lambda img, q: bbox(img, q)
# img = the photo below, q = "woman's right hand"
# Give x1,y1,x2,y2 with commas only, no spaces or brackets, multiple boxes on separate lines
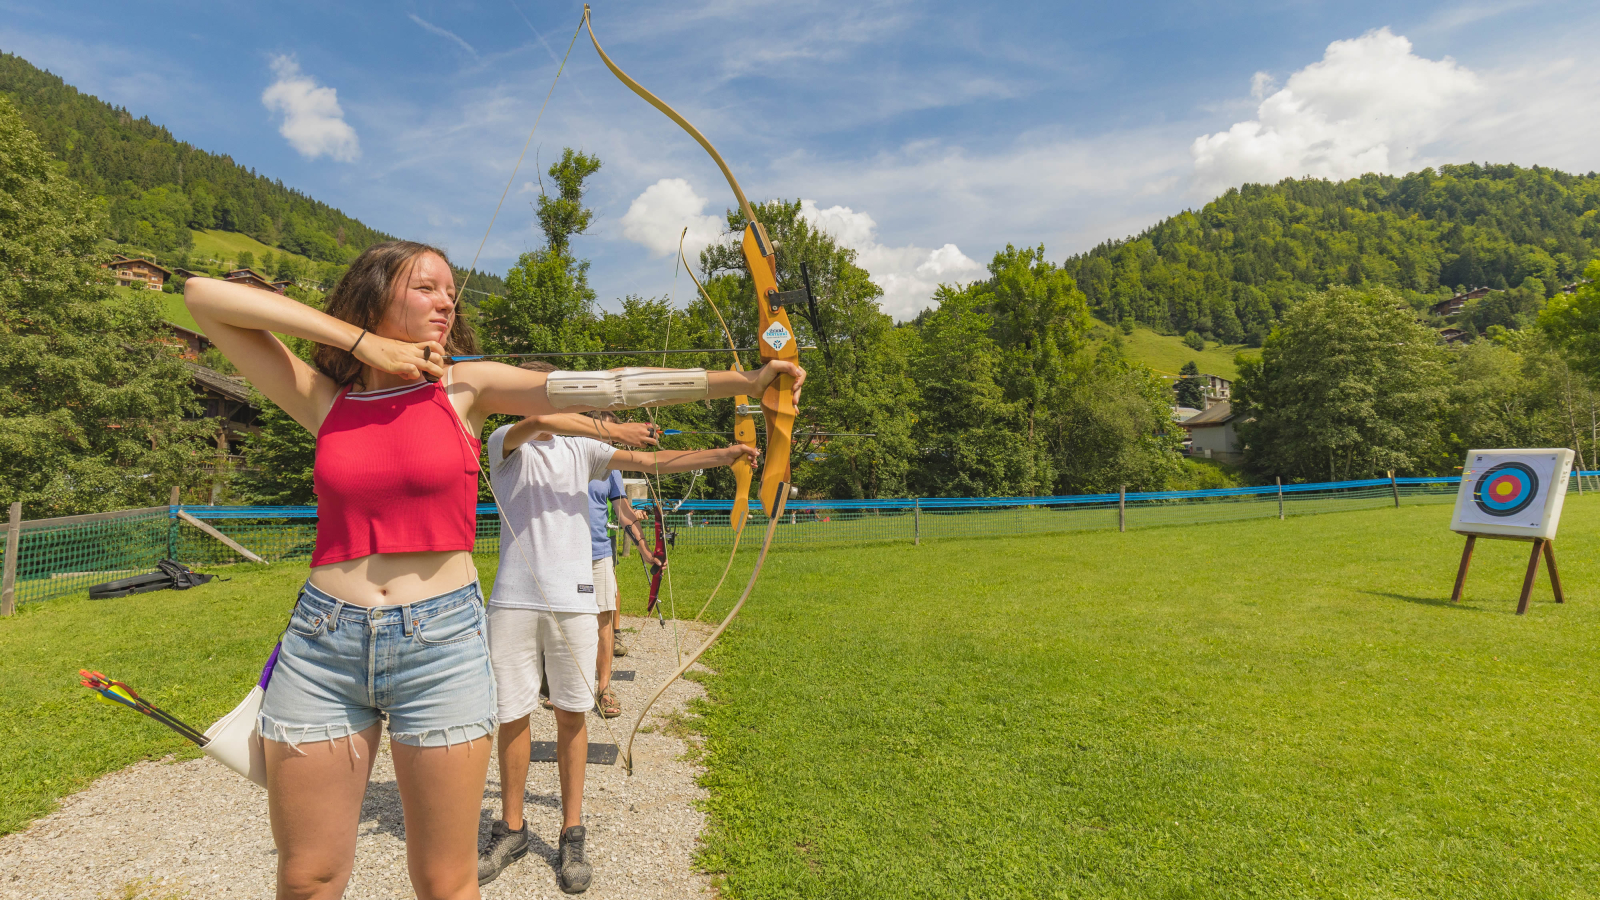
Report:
352,334,447,382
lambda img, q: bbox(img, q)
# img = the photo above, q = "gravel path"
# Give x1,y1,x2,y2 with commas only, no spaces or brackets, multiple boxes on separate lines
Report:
0,615,716,900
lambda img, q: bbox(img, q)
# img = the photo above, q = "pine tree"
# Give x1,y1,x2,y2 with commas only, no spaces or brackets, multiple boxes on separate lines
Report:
0,97,215,514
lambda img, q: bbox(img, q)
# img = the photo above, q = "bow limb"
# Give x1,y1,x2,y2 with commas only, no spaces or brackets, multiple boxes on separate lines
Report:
585,7,755,227
623,484,790,775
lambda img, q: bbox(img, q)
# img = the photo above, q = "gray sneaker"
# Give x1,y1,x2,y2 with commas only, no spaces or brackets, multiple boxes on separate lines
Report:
557,825,592,894
478,819,529,886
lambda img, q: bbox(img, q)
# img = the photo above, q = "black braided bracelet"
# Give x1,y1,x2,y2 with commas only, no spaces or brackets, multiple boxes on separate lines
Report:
349,329,367,354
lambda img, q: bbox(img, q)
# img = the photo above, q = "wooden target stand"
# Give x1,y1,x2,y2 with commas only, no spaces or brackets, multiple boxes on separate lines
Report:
1450,532,1564,615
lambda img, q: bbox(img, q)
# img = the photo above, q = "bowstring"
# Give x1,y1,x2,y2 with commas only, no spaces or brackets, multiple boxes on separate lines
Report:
455,14,584,301
680,234,751,624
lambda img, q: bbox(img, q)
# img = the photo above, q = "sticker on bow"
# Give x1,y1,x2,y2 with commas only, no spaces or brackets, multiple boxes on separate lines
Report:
762,322,792,352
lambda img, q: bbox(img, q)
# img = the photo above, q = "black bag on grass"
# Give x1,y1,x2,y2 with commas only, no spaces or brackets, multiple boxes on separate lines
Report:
89,560,216,599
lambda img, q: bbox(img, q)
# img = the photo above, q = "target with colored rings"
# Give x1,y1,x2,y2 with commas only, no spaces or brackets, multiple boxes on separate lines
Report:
1472,462,1539,517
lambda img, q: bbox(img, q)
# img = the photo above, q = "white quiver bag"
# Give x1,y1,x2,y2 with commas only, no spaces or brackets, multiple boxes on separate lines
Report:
201,643,278,788
203,686,267,787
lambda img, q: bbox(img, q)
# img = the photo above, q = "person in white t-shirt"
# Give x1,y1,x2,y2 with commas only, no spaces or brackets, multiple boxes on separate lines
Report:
478,410,757,892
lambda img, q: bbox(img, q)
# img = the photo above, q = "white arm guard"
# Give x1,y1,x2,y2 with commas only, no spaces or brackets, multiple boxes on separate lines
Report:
546,367,709,410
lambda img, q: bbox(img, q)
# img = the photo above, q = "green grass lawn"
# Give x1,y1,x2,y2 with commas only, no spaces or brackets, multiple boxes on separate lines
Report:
0,551,673,835
1092,322,1258,379
688,497,1600,898
6,502,1600,899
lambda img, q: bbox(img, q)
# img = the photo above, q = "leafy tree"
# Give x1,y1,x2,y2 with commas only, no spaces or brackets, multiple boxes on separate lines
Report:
1233,285,1450,482
232,394,317,505
0,97,215,515
536,149,601,257
479,149,602,356
908,285,1053,496
1182,330,1205,351
700,200,919,499
1540,260,1600,382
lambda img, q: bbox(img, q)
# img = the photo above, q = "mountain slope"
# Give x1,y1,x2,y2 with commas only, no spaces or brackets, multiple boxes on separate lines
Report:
1062,165,1600,343
0,51,504,294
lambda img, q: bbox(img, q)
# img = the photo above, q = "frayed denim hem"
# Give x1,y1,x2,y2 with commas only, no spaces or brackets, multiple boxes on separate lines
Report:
389,714,497,749
258,712,380,759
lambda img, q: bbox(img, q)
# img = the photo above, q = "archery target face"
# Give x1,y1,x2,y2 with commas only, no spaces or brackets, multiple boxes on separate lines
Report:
1474,463,1538,517
1450,449,1573,538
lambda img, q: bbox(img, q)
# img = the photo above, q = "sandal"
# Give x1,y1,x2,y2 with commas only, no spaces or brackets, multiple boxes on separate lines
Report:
613,637,628,658
539,696,554,711
597,688,621,718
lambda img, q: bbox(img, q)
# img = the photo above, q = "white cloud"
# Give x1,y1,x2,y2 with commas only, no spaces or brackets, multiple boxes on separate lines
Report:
798,199,984,319
1190,28,1480,193
619,178,728,263
261,55,360,163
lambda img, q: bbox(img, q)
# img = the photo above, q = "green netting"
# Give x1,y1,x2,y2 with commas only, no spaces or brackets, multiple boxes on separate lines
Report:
642,481,1466,549
8,507,169,606
4,476,1595,607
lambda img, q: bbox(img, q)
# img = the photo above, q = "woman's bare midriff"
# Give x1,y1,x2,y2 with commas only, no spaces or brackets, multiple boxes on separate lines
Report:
307,549,480,607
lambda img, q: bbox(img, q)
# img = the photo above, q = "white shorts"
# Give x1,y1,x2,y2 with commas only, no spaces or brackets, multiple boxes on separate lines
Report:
592,557,618,613
485,607,599,717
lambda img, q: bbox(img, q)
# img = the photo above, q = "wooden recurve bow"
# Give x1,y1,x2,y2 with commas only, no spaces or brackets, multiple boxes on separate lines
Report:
586,6,798,774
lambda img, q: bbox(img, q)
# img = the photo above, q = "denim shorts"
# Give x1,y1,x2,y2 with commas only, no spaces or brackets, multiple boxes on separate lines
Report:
259,581,497,749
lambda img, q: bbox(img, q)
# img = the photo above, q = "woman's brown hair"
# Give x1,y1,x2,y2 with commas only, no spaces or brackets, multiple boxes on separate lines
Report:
313,240,480,387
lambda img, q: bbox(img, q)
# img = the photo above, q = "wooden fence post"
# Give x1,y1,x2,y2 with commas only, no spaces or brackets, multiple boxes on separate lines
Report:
1118,486,1126,533
913,498,921,546
2,502,20,616
1389,470,1400,508
168,486,181,561
1277,477,1284,520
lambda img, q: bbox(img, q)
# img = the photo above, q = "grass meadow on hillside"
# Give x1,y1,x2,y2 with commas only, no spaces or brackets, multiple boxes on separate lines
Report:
1091,321,1257,379
187,229,316,275
3,500,1598,899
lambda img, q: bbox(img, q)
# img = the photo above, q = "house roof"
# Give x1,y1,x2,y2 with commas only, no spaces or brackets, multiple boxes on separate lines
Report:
180,359,252,404
1182,400,1236,428
166,322,206,340
103,257,173,277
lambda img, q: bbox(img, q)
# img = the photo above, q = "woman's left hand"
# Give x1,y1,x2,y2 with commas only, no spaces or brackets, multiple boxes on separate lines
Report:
752,360,806,406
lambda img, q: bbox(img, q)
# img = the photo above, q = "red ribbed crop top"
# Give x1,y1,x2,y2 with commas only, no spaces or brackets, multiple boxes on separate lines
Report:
311,380,481,567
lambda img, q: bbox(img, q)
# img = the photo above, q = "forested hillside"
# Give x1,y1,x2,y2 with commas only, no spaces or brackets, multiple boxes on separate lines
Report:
1064,166,1600,343
0,52,503,293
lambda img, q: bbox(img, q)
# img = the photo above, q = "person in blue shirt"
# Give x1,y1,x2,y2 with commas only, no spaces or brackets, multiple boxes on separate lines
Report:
587,412,661,718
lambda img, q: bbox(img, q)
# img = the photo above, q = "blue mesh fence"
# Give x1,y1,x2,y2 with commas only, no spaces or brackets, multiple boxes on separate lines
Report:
6,472,1598,606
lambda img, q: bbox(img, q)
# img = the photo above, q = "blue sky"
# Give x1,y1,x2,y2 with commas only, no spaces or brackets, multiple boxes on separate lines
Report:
5,1,1600,318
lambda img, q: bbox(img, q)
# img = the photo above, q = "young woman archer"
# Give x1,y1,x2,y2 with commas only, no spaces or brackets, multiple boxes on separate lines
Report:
184,240,803,900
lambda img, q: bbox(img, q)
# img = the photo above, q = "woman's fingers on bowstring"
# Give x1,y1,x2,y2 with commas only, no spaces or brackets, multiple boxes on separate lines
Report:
358,335,445,380
615,422,659,447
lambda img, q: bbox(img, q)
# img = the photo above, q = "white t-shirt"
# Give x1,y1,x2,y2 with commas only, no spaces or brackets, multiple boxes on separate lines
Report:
488,427,616,613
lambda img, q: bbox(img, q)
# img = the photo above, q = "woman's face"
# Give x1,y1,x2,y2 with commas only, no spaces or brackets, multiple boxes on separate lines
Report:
377,251,457,344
